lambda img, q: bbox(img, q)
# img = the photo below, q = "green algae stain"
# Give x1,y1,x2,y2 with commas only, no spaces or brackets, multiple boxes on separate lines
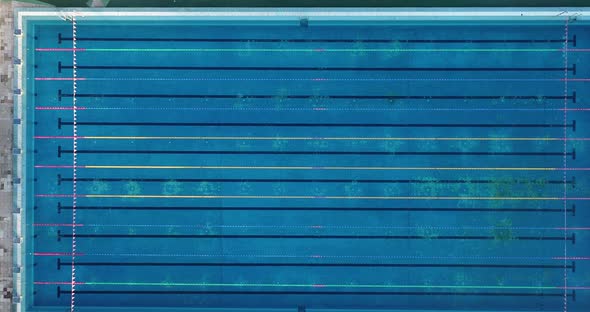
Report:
87,180,111,194
123,181,142,195
492,218,514,242
162,180,183,195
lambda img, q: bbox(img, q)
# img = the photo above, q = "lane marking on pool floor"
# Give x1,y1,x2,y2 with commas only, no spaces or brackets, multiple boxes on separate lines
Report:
31,135,590,141
31,165,590,171
30,252,590,261
54,34,575,44
31,223,590,231
32,194,590,201
30,281,590,291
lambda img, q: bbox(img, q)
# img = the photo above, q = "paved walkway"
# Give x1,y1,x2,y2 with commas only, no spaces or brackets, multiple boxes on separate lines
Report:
1,1,49,310
0,1,16,308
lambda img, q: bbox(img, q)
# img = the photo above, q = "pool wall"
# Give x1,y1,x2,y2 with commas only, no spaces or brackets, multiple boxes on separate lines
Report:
13,7,590,312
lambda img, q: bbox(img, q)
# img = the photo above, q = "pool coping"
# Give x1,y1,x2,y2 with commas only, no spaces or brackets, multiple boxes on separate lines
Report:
12,7,590,312
13,7,590,27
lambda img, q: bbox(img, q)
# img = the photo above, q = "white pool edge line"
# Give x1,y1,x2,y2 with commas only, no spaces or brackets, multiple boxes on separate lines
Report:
14,8,590,30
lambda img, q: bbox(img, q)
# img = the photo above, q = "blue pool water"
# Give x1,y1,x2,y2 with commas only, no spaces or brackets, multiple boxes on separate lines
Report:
21,14,590,311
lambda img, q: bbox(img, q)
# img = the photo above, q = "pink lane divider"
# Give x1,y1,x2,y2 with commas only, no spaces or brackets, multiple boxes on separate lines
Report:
34,223,84,227
35,77,87,81
30,165,590,171
34,252,84,256
35,136,82,139
35,165,85,169
34,136,89,140
35,48,86,52
34,281,85,285
35,194,75,198
36,107,86,110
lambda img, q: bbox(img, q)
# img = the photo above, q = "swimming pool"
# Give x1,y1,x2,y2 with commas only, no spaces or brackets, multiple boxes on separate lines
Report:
12,8,590,312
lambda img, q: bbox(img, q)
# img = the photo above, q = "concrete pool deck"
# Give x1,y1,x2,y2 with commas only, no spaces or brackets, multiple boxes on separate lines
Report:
1,1,49,310
1,1,16,309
